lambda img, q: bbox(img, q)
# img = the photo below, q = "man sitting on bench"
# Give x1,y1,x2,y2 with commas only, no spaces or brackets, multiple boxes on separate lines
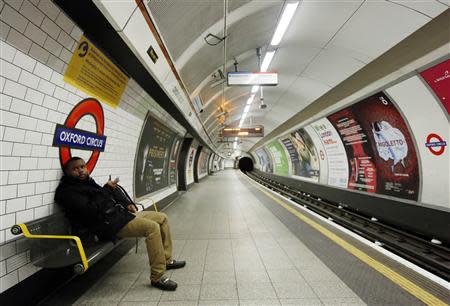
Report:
55,157,185,291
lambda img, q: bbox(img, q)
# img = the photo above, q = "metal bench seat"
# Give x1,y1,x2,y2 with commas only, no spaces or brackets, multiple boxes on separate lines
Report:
11,213,120,274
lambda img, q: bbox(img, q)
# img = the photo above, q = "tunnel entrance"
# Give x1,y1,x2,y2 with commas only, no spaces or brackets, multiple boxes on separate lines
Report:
238,157,253,172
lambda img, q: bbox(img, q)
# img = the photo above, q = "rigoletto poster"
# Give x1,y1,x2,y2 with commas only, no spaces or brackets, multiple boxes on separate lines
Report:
327,92,419,200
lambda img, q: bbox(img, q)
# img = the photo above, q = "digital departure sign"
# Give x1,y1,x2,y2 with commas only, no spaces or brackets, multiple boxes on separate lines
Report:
220,126,264,137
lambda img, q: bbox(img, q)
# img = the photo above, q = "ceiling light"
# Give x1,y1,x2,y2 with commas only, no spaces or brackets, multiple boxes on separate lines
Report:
238,131,249,136
261,51,275,72
243,105,250,113
246,94,255,105
235,137,238,141
233,142,237,149
251,85,259,93
271,2,299,46
241,113,247,120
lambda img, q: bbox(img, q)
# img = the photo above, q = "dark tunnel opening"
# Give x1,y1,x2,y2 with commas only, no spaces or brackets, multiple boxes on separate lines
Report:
238,157,254,172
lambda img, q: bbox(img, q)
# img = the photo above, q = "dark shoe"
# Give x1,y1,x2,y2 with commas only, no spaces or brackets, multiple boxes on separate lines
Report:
166,259,186,270
151,275,177,291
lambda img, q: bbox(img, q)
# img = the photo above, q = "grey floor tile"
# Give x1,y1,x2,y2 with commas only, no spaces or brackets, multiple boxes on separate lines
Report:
267,269,304,283
308,281,357,299
120,284,162,302
239,299,281,305
320,297,367,305
298,267,341,282
205,259,235,271
158,301,198,306
235,270,270,283
160,284,200,301
237,282,277,300
200,283,238,300
203,271,236,284
279,298,323,305
198,300,239,306
170,270,203,284
119,302,158,306
76,302,119,306
273,282,318,299
75,283,131,304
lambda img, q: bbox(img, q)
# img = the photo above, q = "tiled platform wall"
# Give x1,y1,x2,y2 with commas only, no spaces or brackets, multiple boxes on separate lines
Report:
0,0,186,292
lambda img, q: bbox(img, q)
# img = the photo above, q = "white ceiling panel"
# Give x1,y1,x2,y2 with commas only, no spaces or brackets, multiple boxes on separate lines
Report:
330,1,434,59
390,0,449,18
301,48,366,87
282,0,364,47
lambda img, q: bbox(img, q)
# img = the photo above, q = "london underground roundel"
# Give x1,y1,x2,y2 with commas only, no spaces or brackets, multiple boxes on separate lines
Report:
54,98,107,173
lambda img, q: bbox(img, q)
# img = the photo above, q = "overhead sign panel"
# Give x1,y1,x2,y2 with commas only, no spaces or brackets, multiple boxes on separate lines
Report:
221,126,264,137
227,72,278,86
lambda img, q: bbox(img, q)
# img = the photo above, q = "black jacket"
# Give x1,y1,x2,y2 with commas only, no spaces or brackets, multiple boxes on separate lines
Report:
55,176,135,241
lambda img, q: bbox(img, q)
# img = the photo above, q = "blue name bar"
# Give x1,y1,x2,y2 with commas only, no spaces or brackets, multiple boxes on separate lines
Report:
53,124,107,152
425,141,447,147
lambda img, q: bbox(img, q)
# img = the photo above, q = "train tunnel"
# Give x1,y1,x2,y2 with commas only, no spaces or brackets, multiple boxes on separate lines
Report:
1,0,449,305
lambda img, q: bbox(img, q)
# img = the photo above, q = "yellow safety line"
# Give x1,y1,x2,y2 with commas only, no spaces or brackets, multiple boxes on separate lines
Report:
17,223,89,273
246,177,449,306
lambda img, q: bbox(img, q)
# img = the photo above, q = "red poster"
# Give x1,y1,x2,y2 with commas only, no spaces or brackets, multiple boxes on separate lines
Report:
327,93,419,200
420,59,450,115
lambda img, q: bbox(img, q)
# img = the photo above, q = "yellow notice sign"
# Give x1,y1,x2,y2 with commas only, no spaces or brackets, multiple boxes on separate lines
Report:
64,35,128,108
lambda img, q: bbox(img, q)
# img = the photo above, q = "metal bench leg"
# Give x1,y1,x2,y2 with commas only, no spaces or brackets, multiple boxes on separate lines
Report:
135,237,138,254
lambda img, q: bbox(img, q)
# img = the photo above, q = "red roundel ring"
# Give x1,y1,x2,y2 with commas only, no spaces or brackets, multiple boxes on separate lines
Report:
426,133,445,156
60,98,104,173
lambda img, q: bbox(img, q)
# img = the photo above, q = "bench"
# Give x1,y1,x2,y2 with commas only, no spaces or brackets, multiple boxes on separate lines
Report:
11,186,150,275
11,213,119,274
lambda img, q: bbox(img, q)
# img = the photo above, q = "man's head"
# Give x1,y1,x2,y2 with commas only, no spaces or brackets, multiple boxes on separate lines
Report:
64,157,89,180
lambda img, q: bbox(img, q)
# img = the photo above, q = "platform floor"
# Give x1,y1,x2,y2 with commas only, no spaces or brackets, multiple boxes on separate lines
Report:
70,170,449,306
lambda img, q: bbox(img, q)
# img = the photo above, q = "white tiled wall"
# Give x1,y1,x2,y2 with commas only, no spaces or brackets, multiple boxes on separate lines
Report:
0,0,186,293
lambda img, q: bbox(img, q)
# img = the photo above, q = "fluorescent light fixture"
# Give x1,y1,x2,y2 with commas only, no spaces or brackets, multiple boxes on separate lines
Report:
233,142,237,149
235,137,238,141
241,112,247,121
261,51,275,72
246,94,255,105
243,105,250,113
251,85,259,93
238,131,249,136
271,2,299,46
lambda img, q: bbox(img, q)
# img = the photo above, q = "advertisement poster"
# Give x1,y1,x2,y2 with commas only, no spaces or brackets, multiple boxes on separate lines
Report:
198,150,209,175
266,141,289,176
311,118,349,188
134,112,176,198
186,147,196,184
255,148,273,173
289,128,320,181
327,92,419,200
420,58,450,115
168,137,181,185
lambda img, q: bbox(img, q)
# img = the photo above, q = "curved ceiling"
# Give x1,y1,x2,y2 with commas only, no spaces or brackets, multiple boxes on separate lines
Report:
147,0,449,155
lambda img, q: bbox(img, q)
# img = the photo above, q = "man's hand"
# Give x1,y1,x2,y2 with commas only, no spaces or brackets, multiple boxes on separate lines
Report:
127,204,137,213
106,177,119,189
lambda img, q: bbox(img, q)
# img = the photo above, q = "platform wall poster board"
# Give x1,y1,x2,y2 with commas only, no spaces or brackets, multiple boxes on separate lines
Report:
255,147,273,173
266,140,289,176
310,118,349,188
420,58,450,116
327,92,419,200
288,128,320,182
134,112,177,198
168,137,182,185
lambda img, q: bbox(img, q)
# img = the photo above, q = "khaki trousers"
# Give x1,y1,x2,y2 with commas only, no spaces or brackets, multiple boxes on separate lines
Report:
116,211,173,281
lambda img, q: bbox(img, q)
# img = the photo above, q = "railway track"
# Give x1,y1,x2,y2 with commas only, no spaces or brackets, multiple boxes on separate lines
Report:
247,171,450,281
